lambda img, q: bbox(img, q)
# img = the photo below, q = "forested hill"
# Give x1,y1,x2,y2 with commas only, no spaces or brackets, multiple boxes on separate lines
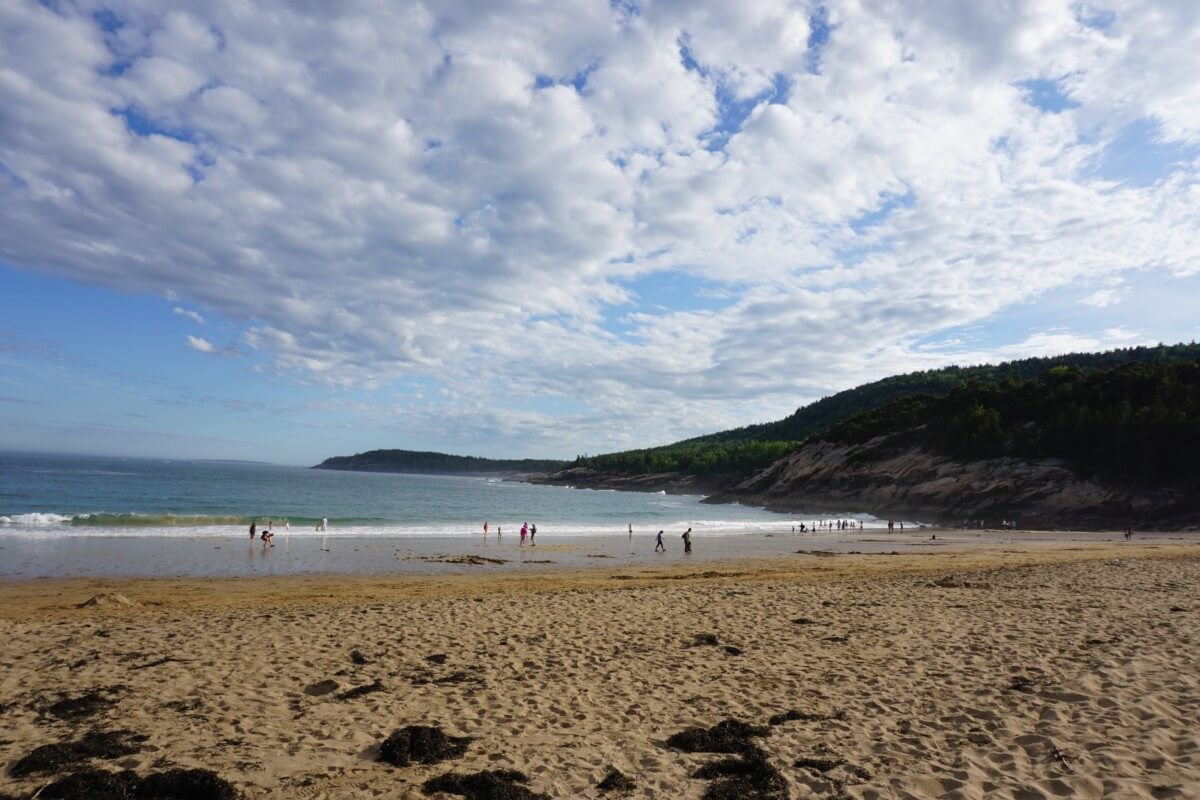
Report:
705,359,1200,525
566,342,1200,479
314,449,568,475
820,360,1200,486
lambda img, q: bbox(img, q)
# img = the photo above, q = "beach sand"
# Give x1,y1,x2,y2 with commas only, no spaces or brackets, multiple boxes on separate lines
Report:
1,538,1197,798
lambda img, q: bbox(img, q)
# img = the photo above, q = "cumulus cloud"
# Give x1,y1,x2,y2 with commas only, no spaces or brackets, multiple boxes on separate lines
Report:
185,335,215,353
3,0,1200,453
173,306,205,323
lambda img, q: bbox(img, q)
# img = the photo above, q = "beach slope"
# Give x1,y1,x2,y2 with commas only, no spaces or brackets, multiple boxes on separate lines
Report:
1,543,1197,799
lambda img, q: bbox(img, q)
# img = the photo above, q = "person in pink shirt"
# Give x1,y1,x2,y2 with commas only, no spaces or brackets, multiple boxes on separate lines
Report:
520,522,528,546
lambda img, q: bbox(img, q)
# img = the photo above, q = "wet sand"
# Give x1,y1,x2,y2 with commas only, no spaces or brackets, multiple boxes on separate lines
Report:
3,527,1195,580
1,537,1198,798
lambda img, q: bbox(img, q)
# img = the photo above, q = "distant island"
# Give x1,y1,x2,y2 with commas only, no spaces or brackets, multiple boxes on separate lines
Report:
314,449,568,475
531,343,1200,528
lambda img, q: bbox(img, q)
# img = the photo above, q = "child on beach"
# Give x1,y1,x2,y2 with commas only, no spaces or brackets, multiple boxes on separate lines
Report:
655,530,665,552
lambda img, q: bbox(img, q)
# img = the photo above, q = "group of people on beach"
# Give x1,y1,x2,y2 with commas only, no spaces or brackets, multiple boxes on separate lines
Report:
249,518,287,543
250,516,327,545
788,520,860,533
482,520,537,545
653,527,692,553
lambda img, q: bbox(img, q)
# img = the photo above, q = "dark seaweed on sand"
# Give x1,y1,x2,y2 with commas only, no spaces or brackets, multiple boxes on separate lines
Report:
45,689,116,720
597,767,635,793
139,767,241,799
666,719,770,753
34,766,239,800
36,767,141,800
379,726,473,767
421,768,548,800
335,680,384,701
693,748,788,800
10,730,147,778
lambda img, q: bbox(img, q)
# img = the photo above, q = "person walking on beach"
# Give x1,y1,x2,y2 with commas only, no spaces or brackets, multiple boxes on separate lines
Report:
520,522,528,546
530,522,537,546
483,521,489,536
682,527,692,554
250,521,257,540
655,529,666,552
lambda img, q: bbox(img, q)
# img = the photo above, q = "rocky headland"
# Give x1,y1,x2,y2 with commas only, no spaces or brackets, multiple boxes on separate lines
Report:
701,437,1196,528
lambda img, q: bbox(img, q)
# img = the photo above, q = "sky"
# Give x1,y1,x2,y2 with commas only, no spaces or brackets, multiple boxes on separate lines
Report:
2,0,1200,465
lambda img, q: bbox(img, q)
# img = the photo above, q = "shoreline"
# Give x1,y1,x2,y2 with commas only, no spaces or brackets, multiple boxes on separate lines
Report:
2,527,1193,582
2,536,1196,618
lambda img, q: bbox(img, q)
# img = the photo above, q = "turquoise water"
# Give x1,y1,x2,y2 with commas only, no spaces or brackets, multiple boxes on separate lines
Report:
0,451,854,538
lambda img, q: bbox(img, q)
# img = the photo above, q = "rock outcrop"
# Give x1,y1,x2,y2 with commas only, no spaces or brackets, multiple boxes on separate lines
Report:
704,438,1192,527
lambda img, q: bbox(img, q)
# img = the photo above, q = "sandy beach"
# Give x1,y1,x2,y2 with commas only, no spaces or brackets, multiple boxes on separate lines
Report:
1,538,1198,799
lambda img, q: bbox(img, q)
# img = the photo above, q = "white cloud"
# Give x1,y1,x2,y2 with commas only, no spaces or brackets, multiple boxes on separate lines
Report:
185,335,215,353
3,0,1200,453
173,306,205,324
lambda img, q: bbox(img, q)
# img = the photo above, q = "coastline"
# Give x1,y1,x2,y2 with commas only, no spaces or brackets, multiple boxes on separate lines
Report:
2,539,1197,799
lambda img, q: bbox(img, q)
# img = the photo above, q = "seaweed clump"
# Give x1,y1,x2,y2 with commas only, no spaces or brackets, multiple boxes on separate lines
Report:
336,680,384,701
422,768,548,800
379,725,473,767
46,689,117,721
34,766,239,800
694,748,788,800
36,767,141,799
597,767,636,793
10,730,147,778
139,767,241,799
666,719,770,753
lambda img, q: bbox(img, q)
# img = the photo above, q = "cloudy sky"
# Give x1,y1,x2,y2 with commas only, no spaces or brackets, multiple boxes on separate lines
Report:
2,0,1200,464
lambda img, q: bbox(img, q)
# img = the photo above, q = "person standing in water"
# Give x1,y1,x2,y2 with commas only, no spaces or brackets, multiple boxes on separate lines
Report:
628,523,633,539
483,521,489,536
682,527,692,554
321,515,328,532
529,522,537,546
250,521,256,540
655,529,666,552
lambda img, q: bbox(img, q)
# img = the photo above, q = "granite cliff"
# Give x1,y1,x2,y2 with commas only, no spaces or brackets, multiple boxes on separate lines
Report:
702,437,1194,528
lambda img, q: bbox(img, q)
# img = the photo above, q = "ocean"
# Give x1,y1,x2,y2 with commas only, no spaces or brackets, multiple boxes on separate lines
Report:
0,451,899,579
0,451,886,537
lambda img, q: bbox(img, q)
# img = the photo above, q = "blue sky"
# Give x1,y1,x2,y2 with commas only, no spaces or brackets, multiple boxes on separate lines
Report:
3,1,1200,464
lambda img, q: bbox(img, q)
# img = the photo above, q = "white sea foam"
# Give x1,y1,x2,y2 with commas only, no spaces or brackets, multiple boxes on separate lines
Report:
0,512,74,524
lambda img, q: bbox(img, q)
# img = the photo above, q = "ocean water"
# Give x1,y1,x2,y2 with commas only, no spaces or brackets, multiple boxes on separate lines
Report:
0,451,886,539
